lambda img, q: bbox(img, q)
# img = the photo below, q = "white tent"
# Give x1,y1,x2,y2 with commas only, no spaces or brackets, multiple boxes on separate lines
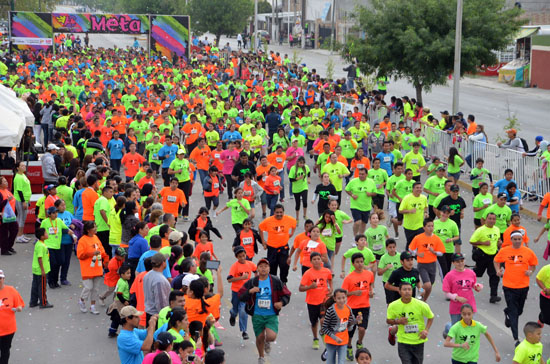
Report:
0,104,26,147
0,84,34,127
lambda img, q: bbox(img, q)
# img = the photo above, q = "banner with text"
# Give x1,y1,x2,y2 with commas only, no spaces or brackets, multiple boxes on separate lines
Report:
52,13,150,34
150,15,190,60
9,12,53,51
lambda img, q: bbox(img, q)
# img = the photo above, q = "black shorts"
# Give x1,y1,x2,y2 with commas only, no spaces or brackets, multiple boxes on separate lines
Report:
474,218,481,227
151,163,160,172
336,236,343,244
352,307,370,329
374,253,383,261
307,303,325,326
372,194,385,210
351,208,370,223
396,202,404,222
418,262,436,284
383,281,394,305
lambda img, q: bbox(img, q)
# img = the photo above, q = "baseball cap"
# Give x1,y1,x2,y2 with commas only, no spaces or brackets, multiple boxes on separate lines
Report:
47,143,60,151
436,165,446,171
176,149,185,155
400,251,413,260
257,258,270,266
497,192,507,199
234,245,246,257
452,253,465,262
156,331,175,346
150,252,167,266
181,274,200,287
457,112,464,116
120,306,143,318
506,128,517,134
440,110,449,115
344,131,352,136
169,230,184,243
536,136,544,142
45,184,56,191
439,205,451,213
450,185,460,192
115,247,127,257
47,206,58,215
0,270,4,278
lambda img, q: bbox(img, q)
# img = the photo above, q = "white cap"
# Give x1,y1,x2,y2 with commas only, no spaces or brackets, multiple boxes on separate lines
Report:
47,144,60,151
0,270,5,278
181,274,200,287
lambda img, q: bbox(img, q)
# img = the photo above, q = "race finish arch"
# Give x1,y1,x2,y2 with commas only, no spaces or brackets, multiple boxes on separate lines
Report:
9,11,190,60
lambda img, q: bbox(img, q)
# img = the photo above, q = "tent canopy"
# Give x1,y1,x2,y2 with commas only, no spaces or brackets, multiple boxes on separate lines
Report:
0,84,34,127
0,104,26,147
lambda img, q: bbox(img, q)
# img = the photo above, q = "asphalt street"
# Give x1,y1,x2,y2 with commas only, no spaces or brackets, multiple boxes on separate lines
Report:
2,161,550,364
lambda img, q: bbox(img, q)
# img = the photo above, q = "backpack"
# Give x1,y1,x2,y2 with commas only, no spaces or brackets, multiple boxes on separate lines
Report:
520,138,529,152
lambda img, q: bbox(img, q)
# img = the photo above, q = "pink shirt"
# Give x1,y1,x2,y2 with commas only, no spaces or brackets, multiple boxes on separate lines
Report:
142,350,182,364
220,149,239,175
442,269,477,314
286,146,304,169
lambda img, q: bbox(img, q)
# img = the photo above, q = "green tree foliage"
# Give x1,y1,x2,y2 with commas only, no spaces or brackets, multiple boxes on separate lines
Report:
344,0,525,102
188,0,253,46
257,0,272,13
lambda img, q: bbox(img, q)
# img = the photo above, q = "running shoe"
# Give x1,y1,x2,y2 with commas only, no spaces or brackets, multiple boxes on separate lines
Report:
258,357,266,364
79,300,87,313
346,346,353,361
388,327,396,346
242,332,249,340
321,348,327,361
90,305,100,315
229,315,236,326
98,297,106,307
264,341,271,354
312,338,320,350
356,341,363,350
39,303,54,309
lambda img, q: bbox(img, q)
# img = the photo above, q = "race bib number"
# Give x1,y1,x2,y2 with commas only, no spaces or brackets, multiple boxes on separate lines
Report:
244,190,252,196
483,198,491,205
357,164,364,169
306,240,319,249
48,227,56,235
258,299,271,309
373,244,383,251
273,180,280,187
276,158,283,163
167,196,177,203
191,129,197,134
152,154,159,160
383,156,391,162
322,228,332,237
214,153,221,159
242,237,253,245
336,319,347,332
213,183,219,188
404,324,419,334
411,159,418,165
262,176,267,182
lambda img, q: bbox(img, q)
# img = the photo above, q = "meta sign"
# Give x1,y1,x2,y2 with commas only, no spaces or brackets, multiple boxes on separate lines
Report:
52,13,150,34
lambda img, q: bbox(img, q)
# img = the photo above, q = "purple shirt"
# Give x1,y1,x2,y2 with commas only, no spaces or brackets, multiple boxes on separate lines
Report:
442,269,477,314
220,149,240,175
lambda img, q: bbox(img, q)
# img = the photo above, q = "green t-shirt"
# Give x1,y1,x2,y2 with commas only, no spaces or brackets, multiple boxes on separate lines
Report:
482,204,511,233
423,176,447,206
366,225,388,255
379,253,402,282
319,222,338,251
472,193,493,219
13,173,31,202
109,209,123,246
470,167,491,188
512,339,543,364
32,240,51,275
115,278,130,302
305,124,323,140
386,298,434,345
317,152,331,167
197,266,214,285
387,174,405,202
447,320,487,363
348,127,366,143
333,209,351,238
227,198,251,225
345,177,377,211
368,168,388,194
469,225,500,255
57,185,74,214
321,162,350,192
146,142,163,165
339,139,358,159
394,179,414,200
343,247,375,273
433,218,459,253
288,164,310,193
402,151,426,176
400,194,428,230
433,192,449,210
169,158,191,182
94,196,111,232
40,218,68,249
447,156,464,174
205,130,220,147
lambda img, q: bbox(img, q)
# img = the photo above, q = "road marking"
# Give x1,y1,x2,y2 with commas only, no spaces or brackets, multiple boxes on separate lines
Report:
476,306,513,338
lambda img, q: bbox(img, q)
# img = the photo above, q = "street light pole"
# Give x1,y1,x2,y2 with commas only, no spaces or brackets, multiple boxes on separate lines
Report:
254,0,258,52
452,0,463,115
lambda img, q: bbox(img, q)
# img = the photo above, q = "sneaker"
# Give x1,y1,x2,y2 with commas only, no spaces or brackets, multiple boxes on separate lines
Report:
279,198,285,203
395,234,399,240
229,315,236,327
346,346,353,361
8,248,16,254
489,296,502,304
39,303,54,309
321,348,327,361
242,332,249,340
504,311,511,328
356,341,363,350
98,297,106,307
183,216,190,222
29,302,39,308
258,357,266,364
515,340,521,347
214,321,225,330
79,300,88,313
289,195,294,199
388,327,396,346
264,341,271,354
312,338,320,350
108,329,118,338
538,319,545,328
60,280,71,286
90,305,100,315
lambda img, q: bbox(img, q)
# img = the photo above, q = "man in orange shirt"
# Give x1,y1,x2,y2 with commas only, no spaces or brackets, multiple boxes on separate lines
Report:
341,253,374,354
258,204,297,284
501,213,529,248
408,219,445,302
182,114,205,153
537,192,550,222
121,143,146,182
0,270,25,362
299,252,333,349
466,114,477,135
189,138,212,187
494,231,538,345
227,246,257,339
81,175,100,223
159,178,187,218
379,115,392,137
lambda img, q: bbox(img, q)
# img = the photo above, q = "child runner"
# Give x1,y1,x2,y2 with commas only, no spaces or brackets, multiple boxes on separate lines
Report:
30,228,53,308
377,239,402,305
107,264,132,337
512,322,544,364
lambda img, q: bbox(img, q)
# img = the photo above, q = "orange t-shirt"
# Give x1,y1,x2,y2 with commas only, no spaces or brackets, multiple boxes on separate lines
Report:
194,217,207,243
237,229,257,259
137,176,155,189
210,150,223,170
81,187,99,221
228,260,257,292
264,175,282,195
350,157,371,177
76,234,109,279
131,271,148,326
44,194,59,211
540,193,550,219
324,304,351,346
313,139,337,155
0,285,25,336
293,232,309,250
326,154,349,167
193,241,216,260
379,121,392,136
300,267,332,305
409,233,445,264
467,121,477,135
104,258,123,287
341,269,374,309
159,187,186,216
267,152,286,171
501,225,529,248
121,152,146,178
182,122,205,145
258,215,297,248
184,297,210,324
256,164,273,189
189,145,212,171
494,245,538,289
298,238,328,268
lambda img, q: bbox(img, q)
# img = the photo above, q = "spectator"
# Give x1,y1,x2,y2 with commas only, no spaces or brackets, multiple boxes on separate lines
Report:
497,128,525,152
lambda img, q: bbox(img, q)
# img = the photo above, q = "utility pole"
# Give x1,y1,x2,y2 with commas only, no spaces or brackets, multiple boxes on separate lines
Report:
272,0,275,43
254,0,258,52
452,0,463,115
287,0,290,44
301,0,306,49
330,0,335,52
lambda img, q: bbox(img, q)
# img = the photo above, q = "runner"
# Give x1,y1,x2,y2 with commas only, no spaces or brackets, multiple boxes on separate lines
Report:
228,246,257,340
399,182,428,250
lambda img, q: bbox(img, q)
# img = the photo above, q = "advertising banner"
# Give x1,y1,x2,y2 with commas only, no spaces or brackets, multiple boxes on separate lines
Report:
150,15,190,60
9,12,53,51
52,13,150,34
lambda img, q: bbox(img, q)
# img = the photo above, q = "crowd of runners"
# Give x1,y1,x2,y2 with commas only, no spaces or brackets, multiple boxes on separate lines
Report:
1,36,550,364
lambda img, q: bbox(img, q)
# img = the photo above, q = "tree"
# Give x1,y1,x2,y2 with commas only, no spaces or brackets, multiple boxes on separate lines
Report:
257,0,272,13
188,0,253,46
344,0,524,103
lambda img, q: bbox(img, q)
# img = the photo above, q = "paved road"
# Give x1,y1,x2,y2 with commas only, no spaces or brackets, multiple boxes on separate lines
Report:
3,161,550,364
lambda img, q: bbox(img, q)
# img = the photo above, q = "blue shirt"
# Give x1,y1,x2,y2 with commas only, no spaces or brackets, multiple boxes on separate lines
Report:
326,100,341,110
57,211,74,245
376,152,395,176
494,178,516,194
506,190,522,213
222,131,242,143
73,189,84,221
254,277,275,316
136,250,171,279
288,128,306,139
158,144,179,168
107,139,124,160
117,328,147,364
128,235,149,259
